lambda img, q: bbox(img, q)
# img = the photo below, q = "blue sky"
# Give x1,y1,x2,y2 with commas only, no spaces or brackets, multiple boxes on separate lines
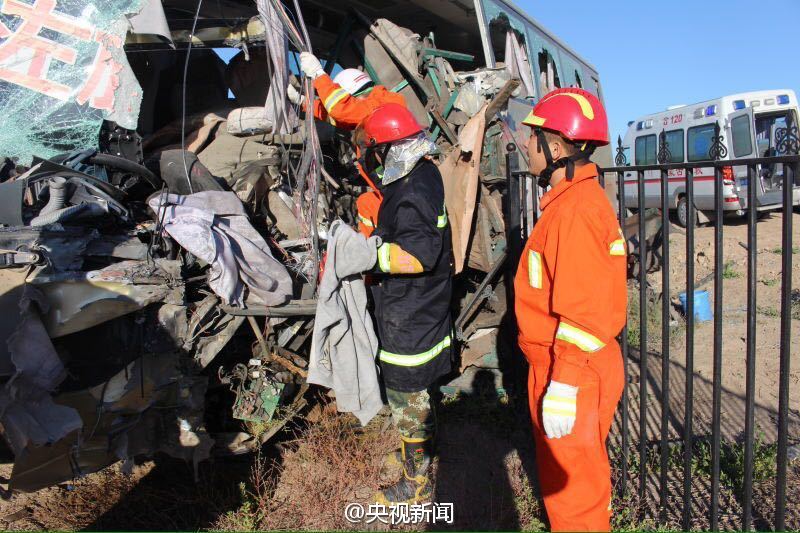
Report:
515,0,800,142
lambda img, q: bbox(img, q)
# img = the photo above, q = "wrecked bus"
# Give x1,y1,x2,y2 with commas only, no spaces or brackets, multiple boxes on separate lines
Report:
0,0,611,492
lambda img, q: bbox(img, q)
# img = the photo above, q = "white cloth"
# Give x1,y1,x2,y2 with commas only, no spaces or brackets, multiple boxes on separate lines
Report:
309,220,383,426
148,191,292,307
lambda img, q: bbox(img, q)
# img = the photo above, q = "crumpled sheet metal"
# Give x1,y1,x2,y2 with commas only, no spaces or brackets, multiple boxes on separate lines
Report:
184,293,245,369
8,349,212,492
0,0,145,164
29,259,181,338
438,104,488,274
0,284,83,469
370,18,421,81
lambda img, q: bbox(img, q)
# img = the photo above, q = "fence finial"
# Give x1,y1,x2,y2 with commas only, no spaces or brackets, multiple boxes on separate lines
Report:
657,130,672,164
775,125,799,155
615,135,627,166
708,121,728,160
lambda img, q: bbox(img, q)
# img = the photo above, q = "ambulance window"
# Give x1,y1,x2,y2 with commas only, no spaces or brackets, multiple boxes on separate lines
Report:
664,129,685,163
688,124,716,161
635,135,657,165
732,115,754,157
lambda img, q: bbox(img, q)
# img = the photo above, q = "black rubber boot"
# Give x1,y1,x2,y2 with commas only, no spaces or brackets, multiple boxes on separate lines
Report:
375,436,432,505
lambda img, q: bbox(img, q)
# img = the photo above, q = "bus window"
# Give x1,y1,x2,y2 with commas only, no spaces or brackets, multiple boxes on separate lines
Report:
664,129,685,162
559,51,584,88
483,1,526,65
732,115,753,157
688,124,716,161
591,76,602,98
635,135,657,165
526,27,562,95
482,0,535,97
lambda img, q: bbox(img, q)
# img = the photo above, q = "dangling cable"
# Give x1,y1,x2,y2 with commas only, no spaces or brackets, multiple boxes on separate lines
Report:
180,0,204,195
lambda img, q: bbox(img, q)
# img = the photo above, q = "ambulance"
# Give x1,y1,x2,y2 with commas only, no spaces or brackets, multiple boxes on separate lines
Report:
620,90,800,226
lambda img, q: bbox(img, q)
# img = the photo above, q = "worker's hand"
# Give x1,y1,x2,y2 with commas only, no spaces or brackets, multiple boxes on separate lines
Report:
542,380,578,439
299,52,324,79
286,83,303,105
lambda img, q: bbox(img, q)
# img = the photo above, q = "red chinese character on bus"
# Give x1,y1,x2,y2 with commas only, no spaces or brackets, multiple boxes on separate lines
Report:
0,0,124,112
0,0,92,100
75,30,122,112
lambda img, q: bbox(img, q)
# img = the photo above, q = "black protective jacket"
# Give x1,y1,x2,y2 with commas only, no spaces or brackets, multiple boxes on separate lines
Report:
371,159,453,392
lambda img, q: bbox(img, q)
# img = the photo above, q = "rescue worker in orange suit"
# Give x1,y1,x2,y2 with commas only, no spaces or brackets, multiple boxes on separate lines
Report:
288,52,407,237
352,103,452,505
514,87,627,531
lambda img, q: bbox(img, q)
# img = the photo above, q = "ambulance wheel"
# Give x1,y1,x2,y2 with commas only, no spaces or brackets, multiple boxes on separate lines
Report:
676,196,696,228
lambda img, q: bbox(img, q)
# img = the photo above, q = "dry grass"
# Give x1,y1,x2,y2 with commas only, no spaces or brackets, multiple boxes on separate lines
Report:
215,406,398,531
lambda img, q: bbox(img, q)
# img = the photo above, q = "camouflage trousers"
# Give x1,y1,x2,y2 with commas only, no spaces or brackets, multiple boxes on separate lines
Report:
385,387,435,440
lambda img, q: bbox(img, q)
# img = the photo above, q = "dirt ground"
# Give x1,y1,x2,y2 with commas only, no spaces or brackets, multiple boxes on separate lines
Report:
0,213,797,532
623,211,800,444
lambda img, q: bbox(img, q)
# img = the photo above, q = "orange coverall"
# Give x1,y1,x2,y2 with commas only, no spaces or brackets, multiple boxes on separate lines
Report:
310,75,407,237
514,163,627,531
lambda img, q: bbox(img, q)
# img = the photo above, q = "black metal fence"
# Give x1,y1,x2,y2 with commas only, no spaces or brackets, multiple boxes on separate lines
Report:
505,125,799,530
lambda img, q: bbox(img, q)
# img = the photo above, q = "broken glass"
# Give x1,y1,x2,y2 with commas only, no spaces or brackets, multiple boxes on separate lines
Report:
0,0,143,165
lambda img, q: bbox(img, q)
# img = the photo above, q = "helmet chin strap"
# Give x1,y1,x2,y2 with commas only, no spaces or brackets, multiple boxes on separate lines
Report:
534,128,596,189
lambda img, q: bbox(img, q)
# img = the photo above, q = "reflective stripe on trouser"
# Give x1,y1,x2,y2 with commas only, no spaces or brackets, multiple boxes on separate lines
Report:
436,201,447,228
386,387,435,440
609,238,626,256
379,335,451,367
524,341,624,532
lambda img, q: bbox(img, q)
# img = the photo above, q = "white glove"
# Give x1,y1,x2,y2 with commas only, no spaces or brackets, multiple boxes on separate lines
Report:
299,52,324,79
542,380,578,439
286,84,304,105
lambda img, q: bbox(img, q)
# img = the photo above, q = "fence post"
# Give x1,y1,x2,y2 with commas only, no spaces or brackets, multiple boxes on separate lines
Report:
637,169,648,500
657,132,671,525
710,162,724,531
617,169,630,499
742,163,758,531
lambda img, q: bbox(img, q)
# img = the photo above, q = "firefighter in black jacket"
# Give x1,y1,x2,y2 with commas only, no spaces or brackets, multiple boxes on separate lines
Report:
354,103,453,504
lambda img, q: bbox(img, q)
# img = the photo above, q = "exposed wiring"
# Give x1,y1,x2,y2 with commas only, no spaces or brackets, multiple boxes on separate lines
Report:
180,0,204,195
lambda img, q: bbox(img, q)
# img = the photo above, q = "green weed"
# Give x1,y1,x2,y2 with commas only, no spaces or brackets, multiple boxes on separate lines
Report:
770,246,799,255
722,260,741,279
757,305,780,317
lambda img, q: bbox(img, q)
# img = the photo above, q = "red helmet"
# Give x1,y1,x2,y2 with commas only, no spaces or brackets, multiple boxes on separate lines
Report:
358,103,423,147
522,87,609,146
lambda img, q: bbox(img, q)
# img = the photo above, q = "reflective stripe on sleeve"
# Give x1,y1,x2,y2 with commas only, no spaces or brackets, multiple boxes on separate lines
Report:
609,238,626,256
528,250,542,288
323,88,348,112
358,214,374,228
555,322,605,352
379,335,451,367
377,242,391,272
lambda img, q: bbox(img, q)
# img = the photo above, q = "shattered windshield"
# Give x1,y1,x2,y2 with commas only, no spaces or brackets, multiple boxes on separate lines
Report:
0,0,143,164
